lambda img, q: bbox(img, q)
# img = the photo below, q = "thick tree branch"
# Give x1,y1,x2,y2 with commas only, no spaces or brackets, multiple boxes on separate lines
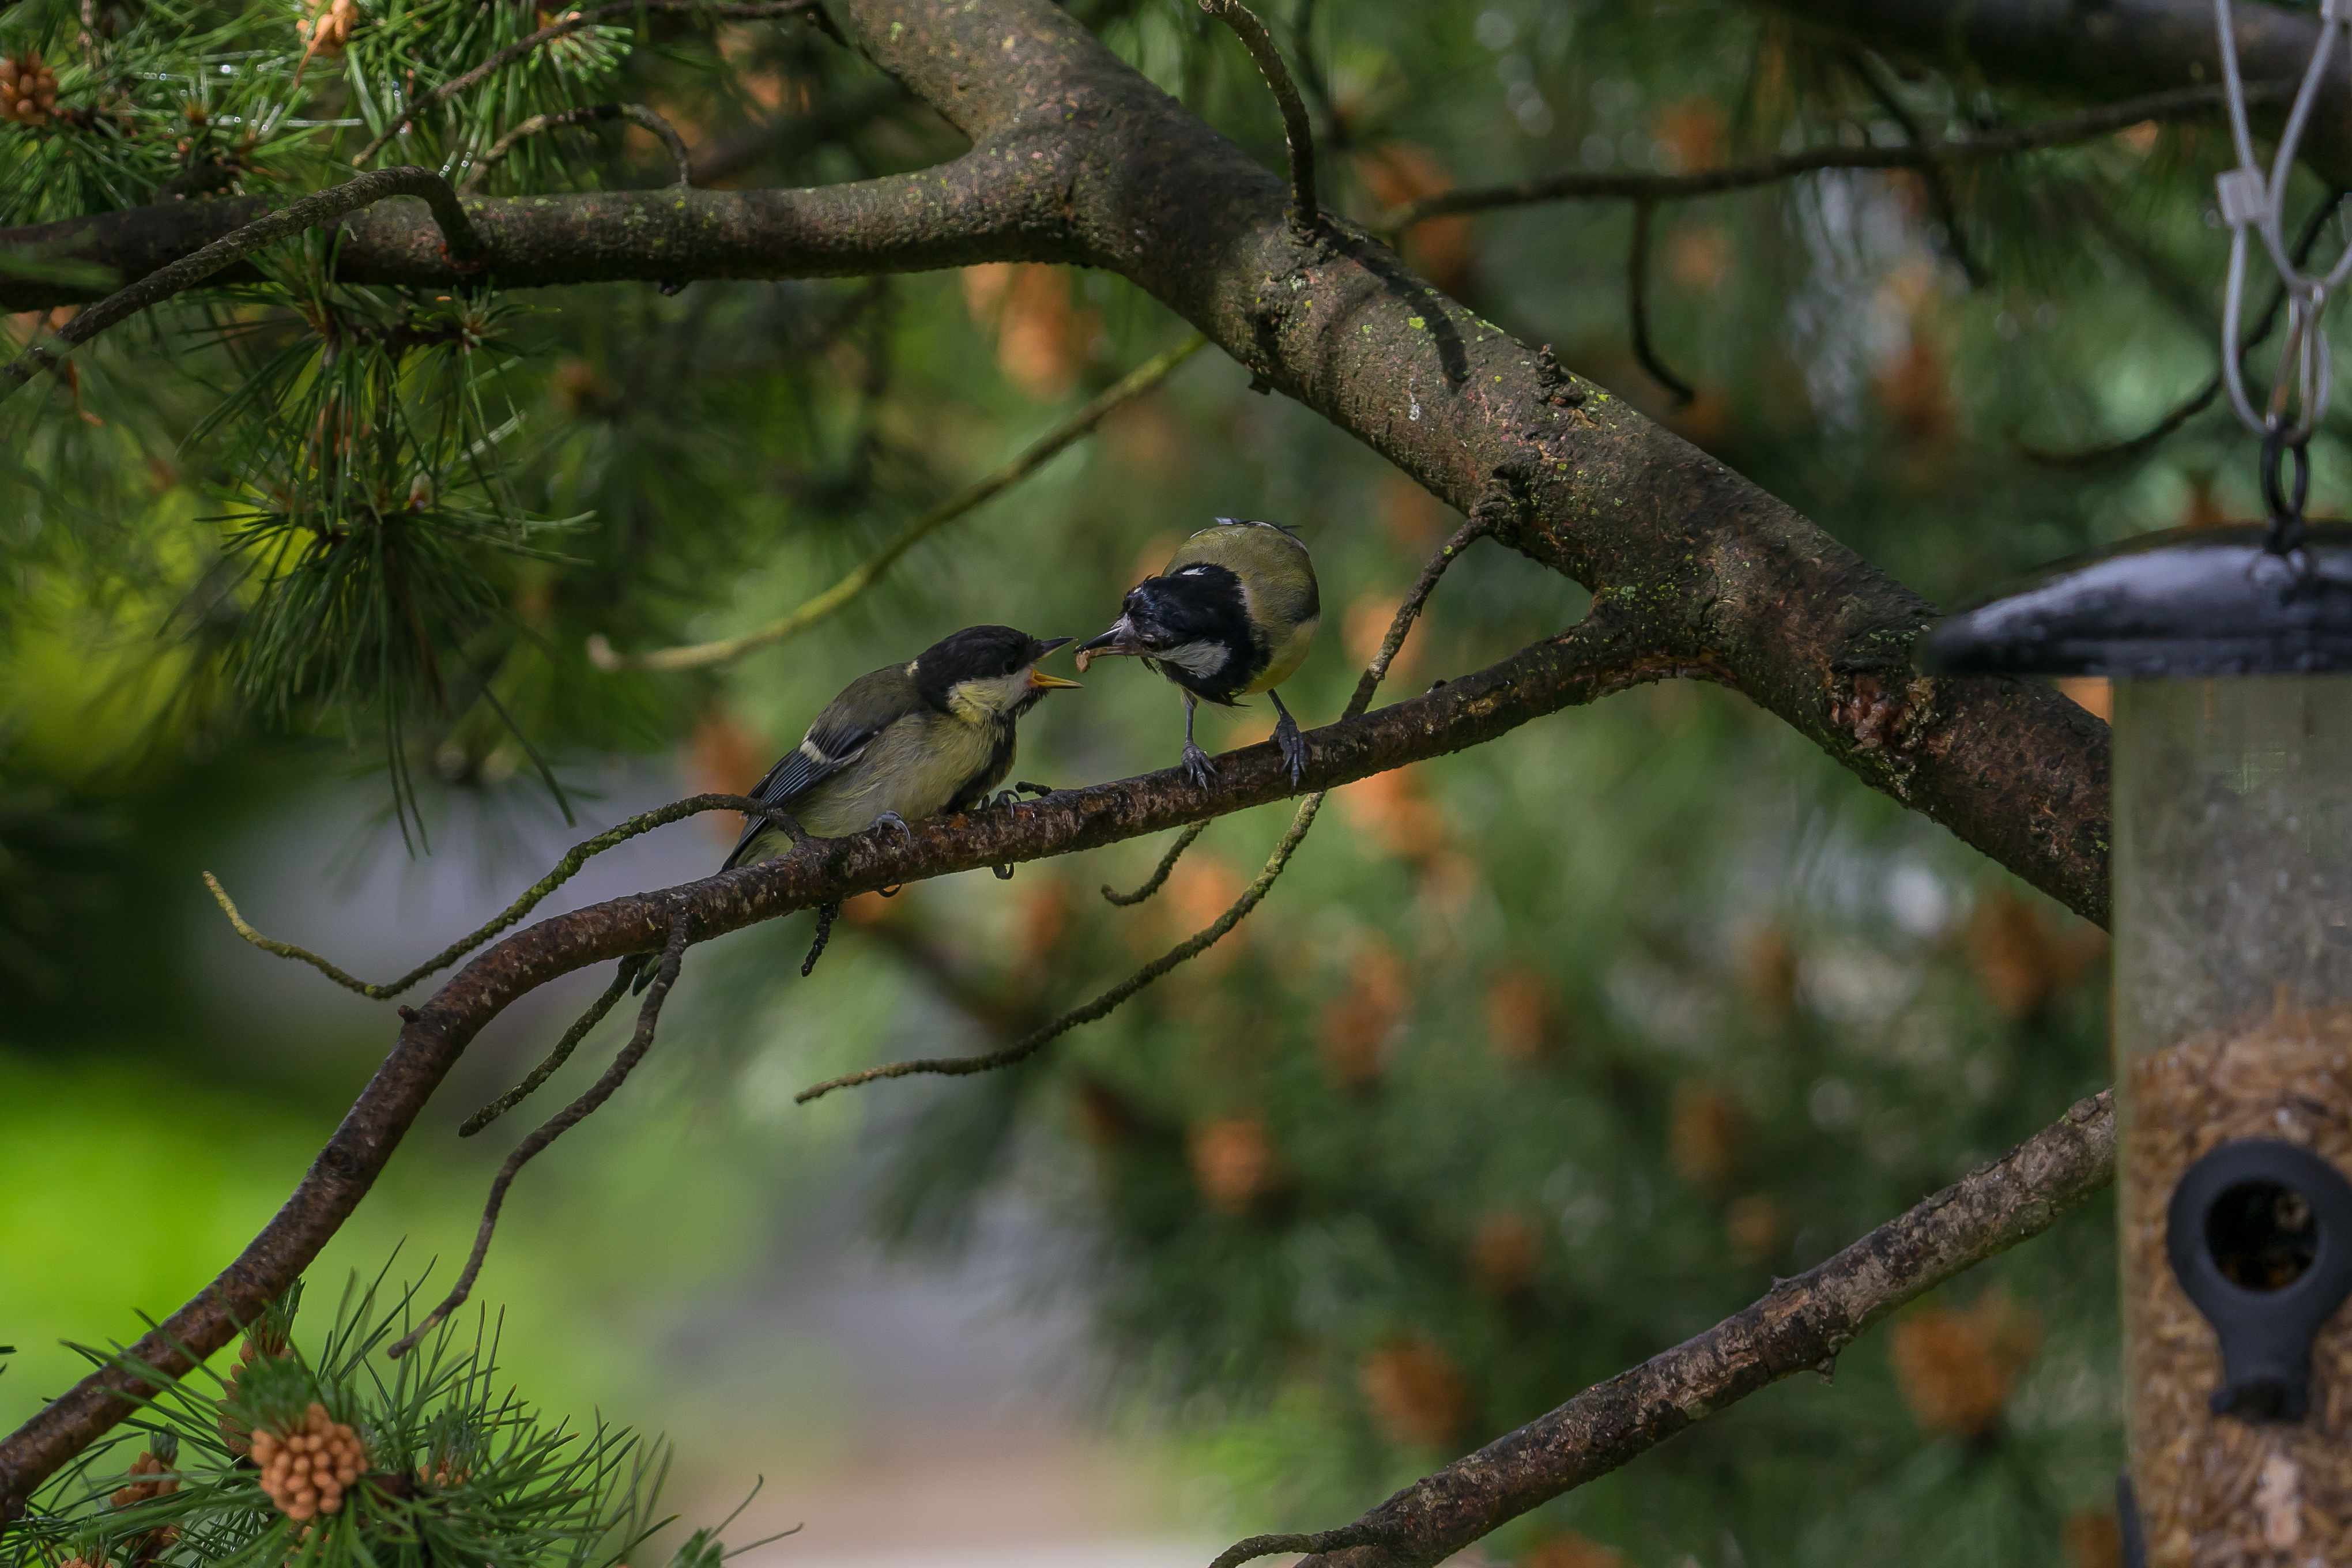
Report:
0,613,1709,1520
0,150,1065,312
837,0,2116,924
0,0,2171,1534
2,167,481,391
1229,1093,2118,1568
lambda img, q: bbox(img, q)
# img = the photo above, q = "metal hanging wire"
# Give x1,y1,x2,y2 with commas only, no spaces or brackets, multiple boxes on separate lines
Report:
2212,0,2352,551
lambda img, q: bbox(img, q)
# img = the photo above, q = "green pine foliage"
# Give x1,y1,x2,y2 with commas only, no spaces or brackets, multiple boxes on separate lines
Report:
5,0,2330,1563
3,1272,773,1568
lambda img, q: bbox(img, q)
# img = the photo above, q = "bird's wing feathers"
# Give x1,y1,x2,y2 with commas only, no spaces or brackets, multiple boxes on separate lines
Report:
719,665,921,870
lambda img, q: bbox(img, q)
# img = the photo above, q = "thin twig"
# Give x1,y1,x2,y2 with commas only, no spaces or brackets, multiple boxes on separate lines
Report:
1231,1093,2118,1568
350,0,817,165
2,168,480,394
1383,81,2283,231
203,792,801,999
459,965,635,1136
1198,0,1321,235
1844,50,1986,287
461,103,694,194
796,796,1328,1103
797,514,1494,1106
2023,186,2349,468
1346,512,1493,715
592,333,1209,673
1208,1529,1375,1568
801,902,840,977
389,914,692,1358
1101,821,1210,906
1627,201,1694,407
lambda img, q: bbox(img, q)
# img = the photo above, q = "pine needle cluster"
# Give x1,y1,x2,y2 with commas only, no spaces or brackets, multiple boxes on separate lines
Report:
3,1269,773,1568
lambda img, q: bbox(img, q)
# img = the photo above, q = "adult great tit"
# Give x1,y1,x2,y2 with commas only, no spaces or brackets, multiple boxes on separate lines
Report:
633,625,1078,991
1074,518,1320,789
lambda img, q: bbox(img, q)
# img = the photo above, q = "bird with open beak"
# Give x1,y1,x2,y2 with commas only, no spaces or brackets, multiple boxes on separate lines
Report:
632,624,1079,990
1075,518,1320,789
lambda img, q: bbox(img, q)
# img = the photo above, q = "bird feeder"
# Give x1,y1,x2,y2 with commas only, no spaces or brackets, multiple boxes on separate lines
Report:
1923,522,2352,1567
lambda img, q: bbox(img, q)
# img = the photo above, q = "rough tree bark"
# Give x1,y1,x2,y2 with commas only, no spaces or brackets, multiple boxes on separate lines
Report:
3,0,2115,928
3,0,2261,1546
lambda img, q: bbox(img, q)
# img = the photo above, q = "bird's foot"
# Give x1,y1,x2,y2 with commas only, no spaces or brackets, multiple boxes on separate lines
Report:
873,811,915,840
1273,709,1309,789
992,862,1015,881
1011,780,1053,798
1182,742,1219,790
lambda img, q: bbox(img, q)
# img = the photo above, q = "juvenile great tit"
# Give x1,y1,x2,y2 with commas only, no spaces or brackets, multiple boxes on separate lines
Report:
1073,518,1320,789
632,624,1079,991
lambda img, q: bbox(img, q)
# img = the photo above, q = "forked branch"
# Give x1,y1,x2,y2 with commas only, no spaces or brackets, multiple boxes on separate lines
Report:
203,792,803,999
389,912,693,1357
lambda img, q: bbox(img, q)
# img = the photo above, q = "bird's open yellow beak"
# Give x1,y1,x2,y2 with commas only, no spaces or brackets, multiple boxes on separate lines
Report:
1028,669,1083,690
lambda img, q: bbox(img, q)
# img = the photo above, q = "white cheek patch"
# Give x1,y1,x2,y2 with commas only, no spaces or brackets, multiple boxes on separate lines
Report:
1159,640,1229,679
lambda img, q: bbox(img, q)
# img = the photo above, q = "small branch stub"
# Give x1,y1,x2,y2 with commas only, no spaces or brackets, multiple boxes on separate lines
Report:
1198,0,1322,238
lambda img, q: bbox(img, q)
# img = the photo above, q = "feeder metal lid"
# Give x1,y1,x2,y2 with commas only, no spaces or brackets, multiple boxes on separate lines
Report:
1918,522,2352,678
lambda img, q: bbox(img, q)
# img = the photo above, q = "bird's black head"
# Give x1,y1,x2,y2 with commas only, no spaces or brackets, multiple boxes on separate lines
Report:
1074,567,1254,698
913,625,1079,719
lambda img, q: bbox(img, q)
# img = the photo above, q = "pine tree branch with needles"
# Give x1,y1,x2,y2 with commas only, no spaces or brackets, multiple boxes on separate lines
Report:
2,167,483,393
6,0,2271,1540
459,103,695,194
0,608,1721,1522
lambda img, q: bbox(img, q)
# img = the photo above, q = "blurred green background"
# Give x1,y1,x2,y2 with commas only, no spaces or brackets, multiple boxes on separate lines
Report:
3,0,2298,1561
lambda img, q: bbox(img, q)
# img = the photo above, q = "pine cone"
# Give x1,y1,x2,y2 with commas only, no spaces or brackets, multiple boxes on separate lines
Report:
1737,922,1800,1019
1518,1533,1627,1568
252,1402,368,1521
0,51,61,127
111,1444,183,1508
1668,1080,1743,1190
297,0,359,56
216,1340,273,1456
1963,889,2105,1020
1724,1193,1787,1265
1188,1116,1279,1216
61,1555,114,1568
1467,1213,1539,1298
1482,967,1556,1064
1359,1339,1468,1449
1887,1288,2041,1441
416,1458,469,1489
